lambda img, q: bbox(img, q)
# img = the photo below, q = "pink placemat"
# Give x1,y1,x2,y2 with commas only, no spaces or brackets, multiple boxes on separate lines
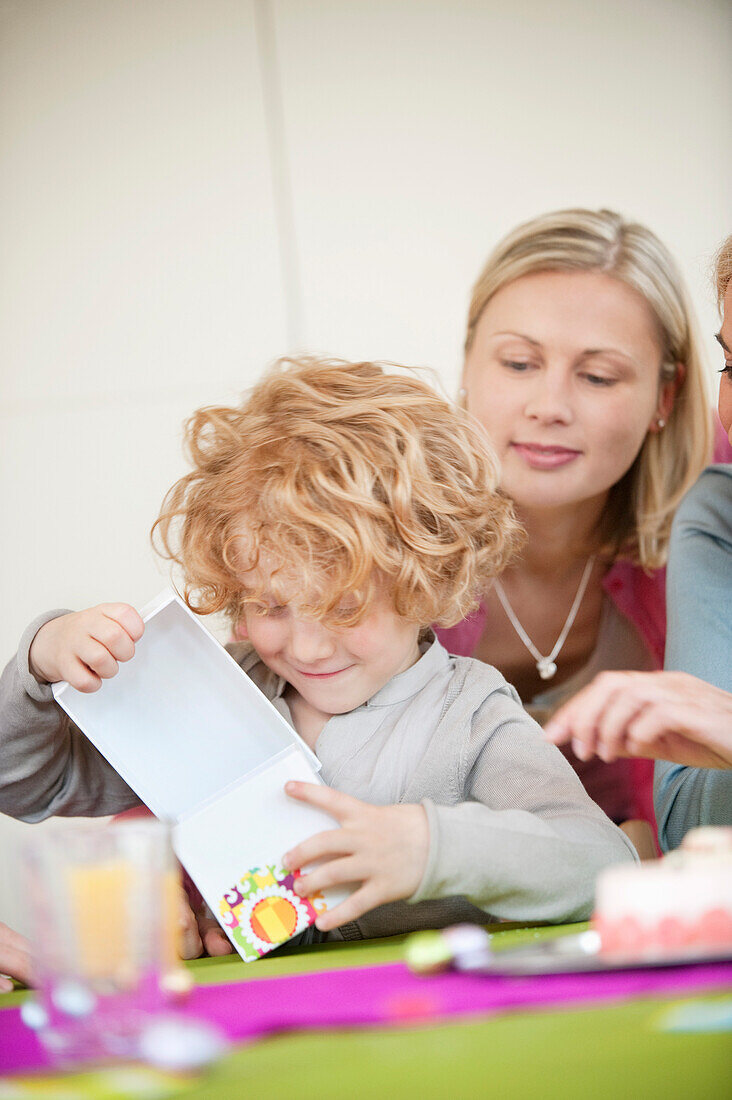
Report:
2,959,731,1075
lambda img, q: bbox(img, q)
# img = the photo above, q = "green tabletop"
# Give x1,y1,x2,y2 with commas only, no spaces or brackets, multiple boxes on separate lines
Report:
2,925,731,1099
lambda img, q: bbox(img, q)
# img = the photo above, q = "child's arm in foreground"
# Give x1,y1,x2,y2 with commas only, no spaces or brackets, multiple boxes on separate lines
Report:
284,687,637,929
0,605,144,821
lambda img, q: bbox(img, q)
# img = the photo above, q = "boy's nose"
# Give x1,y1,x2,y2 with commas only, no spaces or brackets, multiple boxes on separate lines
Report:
288,619,336,664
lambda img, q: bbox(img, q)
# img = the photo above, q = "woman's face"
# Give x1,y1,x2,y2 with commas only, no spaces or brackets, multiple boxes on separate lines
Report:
717,283,732,444
463,270,670,513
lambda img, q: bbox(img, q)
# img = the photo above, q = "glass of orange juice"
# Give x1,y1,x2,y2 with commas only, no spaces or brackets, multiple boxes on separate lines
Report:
22,818,182,1065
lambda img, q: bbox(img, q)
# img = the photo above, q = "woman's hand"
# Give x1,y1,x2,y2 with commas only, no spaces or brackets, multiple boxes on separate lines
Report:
544,671,732,770
282,783,429,932
0,921,33,992
28,604,144,691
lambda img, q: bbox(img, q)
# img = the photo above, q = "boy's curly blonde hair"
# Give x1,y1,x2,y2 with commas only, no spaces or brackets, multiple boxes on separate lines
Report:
154,357,524,628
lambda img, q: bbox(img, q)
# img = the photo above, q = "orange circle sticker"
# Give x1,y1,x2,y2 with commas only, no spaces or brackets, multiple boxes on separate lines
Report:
250,895,299,943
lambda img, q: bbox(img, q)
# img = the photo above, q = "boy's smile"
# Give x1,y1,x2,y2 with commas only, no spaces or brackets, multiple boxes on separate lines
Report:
236,564,422,747
294,666,354,679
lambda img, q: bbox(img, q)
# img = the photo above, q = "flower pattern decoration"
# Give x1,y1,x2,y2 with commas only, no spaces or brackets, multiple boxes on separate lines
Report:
219,863,327,961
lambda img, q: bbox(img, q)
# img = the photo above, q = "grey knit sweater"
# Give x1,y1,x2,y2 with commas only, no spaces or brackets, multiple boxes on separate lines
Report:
0,612,636,939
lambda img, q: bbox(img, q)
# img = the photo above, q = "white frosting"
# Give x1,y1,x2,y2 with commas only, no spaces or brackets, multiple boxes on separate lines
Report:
680,826,732,855
595,856,732,924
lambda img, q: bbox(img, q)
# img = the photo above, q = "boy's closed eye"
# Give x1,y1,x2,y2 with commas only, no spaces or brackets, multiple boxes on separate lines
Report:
251,603,287,617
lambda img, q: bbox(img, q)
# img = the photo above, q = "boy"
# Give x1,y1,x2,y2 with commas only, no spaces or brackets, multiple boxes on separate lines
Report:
0,358,636,940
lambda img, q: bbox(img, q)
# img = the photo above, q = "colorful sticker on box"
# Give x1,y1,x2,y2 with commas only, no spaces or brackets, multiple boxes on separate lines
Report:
218,864,327,961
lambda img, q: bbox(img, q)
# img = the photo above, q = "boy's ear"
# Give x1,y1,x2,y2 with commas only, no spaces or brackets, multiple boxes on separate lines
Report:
233,616,249,641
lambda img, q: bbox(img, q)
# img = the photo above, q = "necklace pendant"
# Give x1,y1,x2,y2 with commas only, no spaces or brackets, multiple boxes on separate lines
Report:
537,658,557,680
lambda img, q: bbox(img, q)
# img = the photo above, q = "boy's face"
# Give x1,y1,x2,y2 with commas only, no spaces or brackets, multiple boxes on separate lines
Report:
237,565,421,724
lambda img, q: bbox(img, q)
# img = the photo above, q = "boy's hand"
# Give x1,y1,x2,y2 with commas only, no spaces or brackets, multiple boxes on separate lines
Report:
282,782,429,932
177,889,233,960
29,604,144,692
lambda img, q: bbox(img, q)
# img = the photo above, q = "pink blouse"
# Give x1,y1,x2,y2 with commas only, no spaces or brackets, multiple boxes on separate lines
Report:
436,421,732,828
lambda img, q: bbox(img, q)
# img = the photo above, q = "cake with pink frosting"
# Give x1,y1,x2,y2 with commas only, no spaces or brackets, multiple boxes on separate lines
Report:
593,827,732,959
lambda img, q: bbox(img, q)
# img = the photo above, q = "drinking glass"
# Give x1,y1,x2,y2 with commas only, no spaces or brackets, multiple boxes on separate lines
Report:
22,818,181,1065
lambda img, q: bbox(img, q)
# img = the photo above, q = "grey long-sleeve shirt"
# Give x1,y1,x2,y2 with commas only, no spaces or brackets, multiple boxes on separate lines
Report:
657,464,732,849
0,612,636,937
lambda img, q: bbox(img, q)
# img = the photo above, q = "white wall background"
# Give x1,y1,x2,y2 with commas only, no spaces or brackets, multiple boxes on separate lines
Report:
1,0,731,934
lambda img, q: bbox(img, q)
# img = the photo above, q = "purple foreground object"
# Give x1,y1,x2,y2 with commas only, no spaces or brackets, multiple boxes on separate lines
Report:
2,960,731,1075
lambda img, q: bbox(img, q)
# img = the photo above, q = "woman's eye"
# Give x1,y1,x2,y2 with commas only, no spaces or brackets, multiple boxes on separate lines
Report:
582,372,617,387
720,361,732,378
500,359,534,372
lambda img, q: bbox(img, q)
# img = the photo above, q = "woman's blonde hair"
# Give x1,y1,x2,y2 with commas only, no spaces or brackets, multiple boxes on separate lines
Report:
154,357,524,627
715,235,732,307
465,208,714,568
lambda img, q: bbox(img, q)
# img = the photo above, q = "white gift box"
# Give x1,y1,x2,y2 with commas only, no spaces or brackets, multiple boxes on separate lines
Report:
52,590,349,960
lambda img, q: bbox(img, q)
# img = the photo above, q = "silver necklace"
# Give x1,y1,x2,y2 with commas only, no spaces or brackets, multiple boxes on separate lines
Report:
493,556,596,680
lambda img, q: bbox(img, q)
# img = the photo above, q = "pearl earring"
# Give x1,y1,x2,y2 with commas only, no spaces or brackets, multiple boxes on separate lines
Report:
656,417,666,429
458,387,467,399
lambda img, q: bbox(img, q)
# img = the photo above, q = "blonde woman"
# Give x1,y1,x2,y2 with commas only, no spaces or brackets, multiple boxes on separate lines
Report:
545,234,732,849
437,210,731,847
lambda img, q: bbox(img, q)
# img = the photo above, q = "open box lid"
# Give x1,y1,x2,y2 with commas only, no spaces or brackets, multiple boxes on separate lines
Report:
52,590,319,821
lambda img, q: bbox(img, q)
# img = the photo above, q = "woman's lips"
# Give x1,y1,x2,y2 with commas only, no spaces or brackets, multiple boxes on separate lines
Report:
510,442,582,469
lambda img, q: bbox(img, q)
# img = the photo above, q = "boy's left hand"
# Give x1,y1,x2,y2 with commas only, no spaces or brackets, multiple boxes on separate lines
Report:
282,782,429,932
176,886,233,960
